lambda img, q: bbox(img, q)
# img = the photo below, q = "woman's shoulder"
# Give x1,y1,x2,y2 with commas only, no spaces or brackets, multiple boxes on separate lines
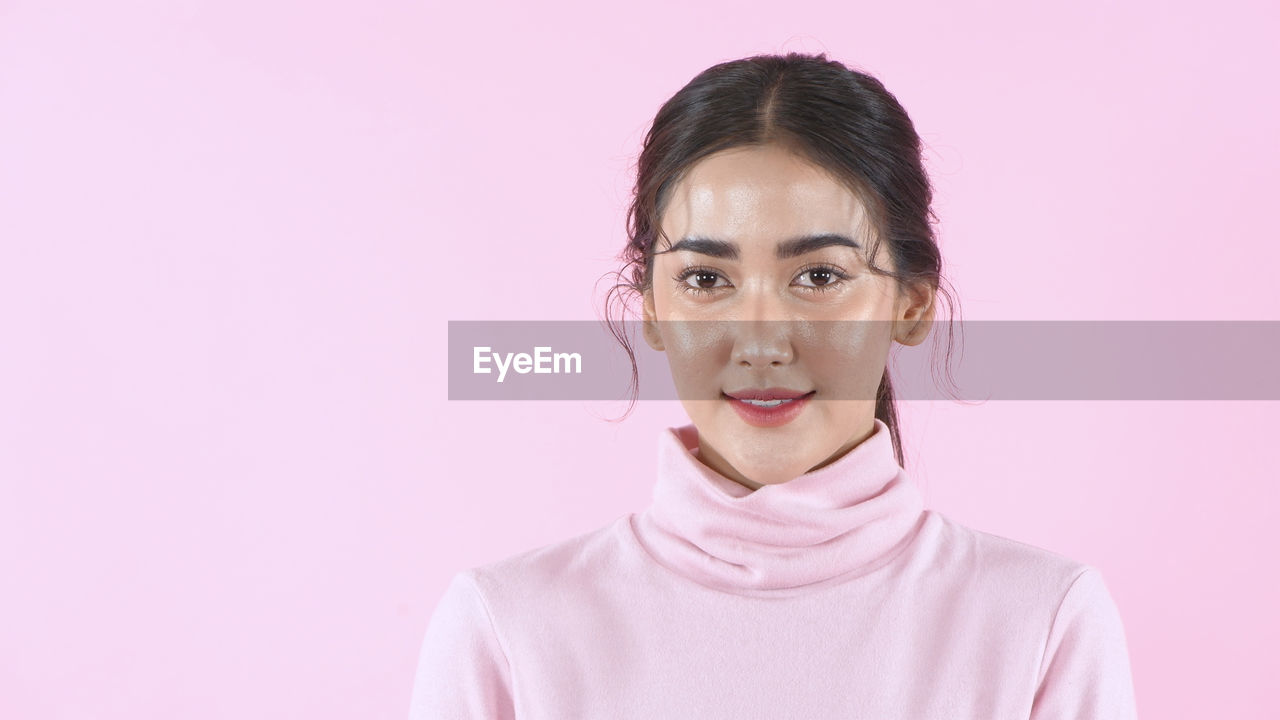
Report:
914,513,1136,715
916,509,1106,603
458,513,636,599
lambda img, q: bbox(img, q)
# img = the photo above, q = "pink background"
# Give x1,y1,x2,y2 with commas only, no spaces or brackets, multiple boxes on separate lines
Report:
2,1,1277,718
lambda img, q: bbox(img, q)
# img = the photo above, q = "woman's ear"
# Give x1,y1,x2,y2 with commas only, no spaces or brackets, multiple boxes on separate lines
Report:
893,280,936,347
641,289,665,352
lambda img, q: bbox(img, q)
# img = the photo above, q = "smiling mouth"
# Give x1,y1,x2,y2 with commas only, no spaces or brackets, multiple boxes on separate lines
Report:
733,396,806,407
721,389,816,427
721,389,817,406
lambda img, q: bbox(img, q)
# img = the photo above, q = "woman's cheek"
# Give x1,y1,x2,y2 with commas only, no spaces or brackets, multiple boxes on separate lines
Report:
660,330,724,401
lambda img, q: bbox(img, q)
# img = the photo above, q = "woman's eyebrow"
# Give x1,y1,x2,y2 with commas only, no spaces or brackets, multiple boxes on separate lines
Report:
659,233,862,260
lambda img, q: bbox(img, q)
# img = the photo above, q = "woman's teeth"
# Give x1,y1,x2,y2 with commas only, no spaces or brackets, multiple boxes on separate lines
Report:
741,398,791,407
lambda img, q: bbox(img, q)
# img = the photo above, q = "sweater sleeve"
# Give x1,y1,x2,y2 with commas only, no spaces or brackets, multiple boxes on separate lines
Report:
408,570,516,720
1029,567,1138,720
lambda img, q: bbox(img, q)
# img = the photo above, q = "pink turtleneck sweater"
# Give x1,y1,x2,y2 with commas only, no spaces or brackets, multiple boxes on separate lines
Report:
409,419,1138,719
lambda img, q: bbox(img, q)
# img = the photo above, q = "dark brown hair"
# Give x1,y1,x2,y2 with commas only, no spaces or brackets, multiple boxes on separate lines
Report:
601,51,962,467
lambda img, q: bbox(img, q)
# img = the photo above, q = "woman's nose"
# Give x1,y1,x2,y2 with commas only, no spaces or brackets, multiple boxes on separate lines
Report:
730,325,795,367
729,293,796,367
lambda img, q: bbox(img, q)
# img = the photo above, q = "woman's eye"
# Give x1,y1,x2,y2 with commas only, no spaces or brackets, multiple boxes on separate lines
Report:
798,268,833,286
690,271,721,288
794,266,848,290
675,269,729,293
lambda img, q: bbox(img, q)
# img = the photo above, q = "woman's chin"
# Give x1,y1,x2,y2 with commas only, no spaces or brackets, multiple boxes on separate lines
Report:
720,445,812,486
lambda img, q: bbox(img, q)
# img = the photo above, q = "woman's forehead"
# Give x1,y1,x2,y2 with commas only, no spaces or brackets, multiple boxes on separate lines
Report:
660,145,869,245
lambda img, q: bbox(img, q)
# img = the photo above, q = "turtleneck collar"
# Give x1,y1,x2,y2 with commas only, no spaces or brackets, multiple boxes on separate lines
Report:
630,418,926,597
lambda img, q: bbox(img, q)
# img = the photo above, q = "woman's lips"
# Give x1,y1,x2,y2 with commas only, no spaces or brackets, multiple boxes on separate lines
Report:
722,390,815,428
723,387,811,401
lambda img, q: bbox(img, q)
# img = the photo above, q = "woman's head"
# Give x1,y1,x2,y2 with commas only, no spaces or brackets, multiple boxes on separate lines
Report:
604,51,960,481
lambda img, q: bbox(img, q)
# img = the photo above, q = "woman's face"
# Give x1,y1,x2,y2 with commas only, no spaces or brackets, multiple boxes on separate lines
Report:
642,142,935,489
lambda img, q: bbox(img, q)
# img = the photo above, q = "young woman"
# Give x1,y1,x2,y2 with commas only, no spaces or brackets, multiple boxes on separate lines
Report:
411,52,1138,719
